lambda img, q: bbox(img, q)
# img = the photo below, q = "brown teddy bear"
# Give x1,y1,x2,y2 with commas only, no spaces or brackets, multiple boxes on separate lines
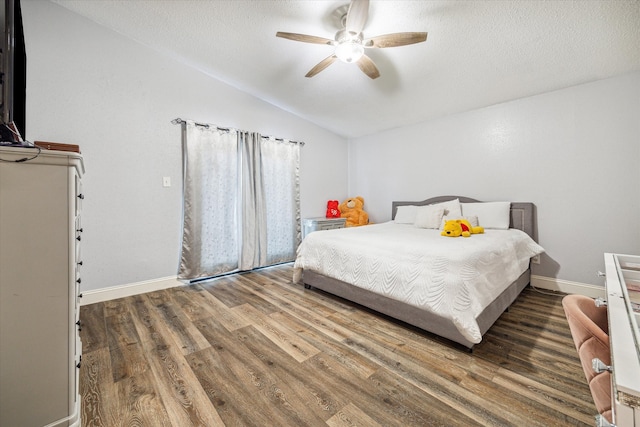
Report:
339,196,369,227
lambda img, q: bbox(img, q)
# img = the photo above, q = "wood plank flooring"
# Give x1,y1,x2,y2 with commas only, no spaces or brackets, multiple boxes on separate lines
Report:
79,264,596,426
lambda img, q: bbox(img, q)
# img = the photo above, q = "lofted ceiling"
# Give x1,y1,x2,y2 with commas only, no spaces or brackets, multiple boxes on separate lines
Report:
52,0,640,139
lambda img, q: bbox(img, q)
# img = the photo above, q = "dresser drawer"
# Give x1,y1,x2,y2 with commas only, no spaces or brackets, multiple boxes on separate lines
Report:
318,222,344,230
74,174,83,216
302,217,346,237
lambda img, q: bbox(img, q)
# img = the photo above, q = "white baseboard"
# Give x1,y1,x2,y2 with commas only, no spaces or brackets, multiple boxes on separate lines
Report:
530,275,605,299
80,276,184,305
79,273,605,306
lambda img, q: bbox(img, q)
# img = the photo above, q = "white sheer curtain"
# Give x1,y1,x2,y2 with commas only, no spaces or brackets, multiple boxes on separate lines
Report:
262,137,301,266
178,122,239,279
178,120,301,281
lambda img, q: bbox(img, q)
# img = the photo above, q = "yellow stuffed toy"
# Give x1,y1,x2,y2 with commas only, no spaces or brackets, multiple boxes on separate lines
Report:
441,219,484,237
339,196,369,227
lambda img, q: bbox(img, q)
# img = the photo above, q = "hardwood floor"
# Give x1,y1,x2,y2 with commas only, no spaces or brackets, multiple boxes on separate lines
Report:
79,264,595,426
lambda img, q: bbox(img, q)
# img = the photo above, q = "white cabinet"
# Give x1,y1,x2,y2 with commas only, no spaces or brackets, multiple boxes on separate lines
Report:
0,146,84,427
604,253,640,427
302,217,346,238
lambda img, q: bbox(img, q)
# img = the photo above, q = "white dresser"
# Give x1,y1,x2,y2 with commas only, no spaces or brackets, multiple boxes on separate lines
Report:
302,217,346,238
0,146,84,427
604,253,640,426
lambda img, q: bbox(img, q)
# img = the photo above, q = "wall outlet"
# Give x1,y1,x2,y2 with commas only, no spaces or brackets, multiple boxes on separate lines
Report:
531,254,541,264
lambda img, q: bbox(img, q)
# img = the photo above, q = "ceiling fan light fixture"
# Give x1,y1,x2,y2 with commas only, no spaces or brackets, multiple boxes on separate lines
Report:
276,0,427,78
335,41,364,63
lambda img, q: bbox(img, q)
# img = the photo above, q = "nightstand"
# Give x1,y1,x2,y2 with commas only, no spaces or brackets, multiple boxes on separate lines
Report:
302,217,346,238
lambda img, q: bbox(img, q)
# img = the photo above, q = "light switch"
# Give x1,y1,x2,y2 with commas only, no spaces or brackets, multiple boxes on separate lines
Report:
162,176,171,187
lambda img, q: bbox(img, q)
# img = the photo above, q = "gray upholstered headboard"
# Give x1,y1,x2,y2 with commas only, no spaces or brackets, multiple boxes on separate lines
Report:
391,196,537,241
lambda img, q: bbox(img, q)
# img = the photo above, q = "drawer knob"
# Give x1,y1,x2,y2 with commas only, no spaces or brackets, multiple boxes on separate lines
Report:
76,235,81,241
592,358,612,374
594,297,607,307
76,278,81,284
76,228,83,233
77,194,85,200
76,320,82,331
77,261,83,266
78,293,83,298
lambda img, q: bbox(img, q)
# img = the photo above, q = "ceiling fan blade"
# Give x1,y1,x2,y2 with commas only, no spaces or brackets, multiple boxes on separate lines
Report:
364,32,428,48
276,32,335,46
345,0,369,34
356,54,380,79
305,55,338,78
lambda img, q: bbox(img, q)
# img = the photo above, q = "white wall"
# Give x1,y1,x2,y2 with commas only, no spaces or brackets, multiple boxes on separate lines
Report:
18,2,640,292
21,1,348,292
348,72,640,286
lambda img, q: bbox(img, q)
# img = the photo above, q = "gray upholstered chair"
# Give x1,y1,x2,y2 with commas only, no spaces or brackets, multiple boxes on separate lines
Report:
562,294,612,424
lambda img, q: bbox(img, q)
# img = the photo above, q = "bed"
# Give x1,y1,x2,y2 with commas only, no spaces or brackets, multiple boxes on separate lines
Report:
293,196,544,350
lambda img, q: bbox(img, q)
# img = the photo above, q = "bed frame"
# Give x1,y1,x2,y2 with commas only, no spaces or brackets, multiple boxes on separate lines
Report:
301,196,537,350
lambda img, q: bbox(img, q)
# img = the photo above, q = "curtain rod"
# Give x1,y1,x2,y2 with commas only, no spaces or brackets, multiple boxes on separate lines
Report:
171,118,304,146
260,135,305,146
171,118,231,132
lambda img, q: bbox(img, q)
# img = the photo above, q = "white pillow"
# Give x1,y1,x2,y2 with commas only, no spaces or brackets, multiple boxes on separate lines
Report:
433,198,462,217
440,214,479,229
414,205,445,229
394,205,418,224
461,202,511,229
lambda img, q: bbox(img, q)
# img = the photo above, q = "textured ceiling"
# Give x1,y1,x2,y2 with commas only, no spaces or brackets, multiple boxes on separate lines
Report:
52,0,640,138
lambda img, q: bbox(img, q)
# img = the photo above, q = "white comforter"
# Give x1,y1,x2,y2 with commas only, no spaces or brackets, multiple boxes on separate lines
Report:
293,222,544,343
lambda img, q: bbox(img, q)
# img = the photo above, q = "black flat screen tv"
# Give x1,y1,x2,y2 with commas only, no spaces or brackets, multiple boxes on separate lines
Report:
1,0,26,143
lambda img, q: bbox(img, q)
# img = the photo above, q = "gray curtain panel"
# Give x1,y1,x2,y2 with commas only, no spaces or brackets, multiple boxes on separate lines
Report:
239,131,268,271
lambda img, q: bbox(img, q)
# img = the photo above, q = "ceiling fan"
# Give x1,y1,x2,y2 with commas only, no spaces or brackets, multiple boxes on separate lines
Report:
276,0,427,79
